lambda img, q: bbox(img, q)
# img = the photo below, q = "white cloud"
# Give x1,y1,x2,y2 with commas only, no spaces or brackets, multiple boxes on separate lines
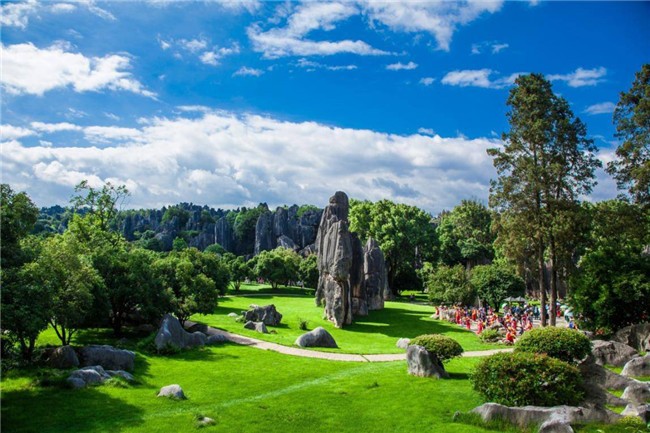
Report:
160,36,239,66
1,125,36,141
386,61,418,71
179,38,209,53
471,41,509,55
492,43,509,54
361,1,504,51
51,3,77,14
248,2,389,58
1,43,156,98
0,0,38,29
199,44,240,66
233,66,264,77
419,77,435,86
548,67,607,87
584,102,616,115
441,69,523,89
78,0,116,21
31,122,83,133
3,111,504,213
418,128,435,136
296,58,358,71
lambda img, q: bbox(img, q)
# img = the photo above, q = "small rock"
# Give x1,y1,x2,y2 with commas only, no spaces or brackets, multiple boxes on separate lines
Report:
155,314,206,351
47,345,79,369
621,404,649,423
66,365,110,388
396,338,411,350
227,312,239,318
406,345,448,379
206,334,228,345
295,327,338,348
157,384,185,399
244,321,268,334
196,416,215,427
622,354,650,377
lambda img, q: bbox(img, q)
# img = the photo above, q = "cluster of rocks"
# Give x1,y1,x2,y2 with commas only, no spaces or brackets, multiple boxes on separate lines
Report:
67,365,135,389
315,192,390,328
155,314,228,351
254,205,323,256
238,304,282,334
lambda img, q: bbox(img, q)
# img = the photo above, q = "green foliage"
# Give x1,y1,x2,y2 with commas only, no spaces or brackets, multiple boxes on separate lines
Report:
349,199,437,294
296,204,319,218
299,254,319,289
172,236,188,251
223,254,250,291
426,264,475,306
70,180,128,235
0,184,39,268
472,352,584,406
204,243,226,256
607,64,650,205
569,200,650,332
253,247,301,289
410,334,464,362
233,205,267,253
515,327,592,364
478,329,501,343
470,263,525,311
161,206,191,228
437,200,494,268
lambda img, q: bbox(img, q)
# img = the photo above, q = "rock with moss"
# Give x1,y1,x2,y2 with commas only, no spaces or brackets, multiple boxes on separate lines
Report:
406,345,449,378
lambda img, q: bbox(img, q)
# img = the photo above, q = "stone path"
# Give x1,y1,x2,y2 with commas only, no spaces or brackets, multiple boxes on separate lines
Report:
186,320,513,363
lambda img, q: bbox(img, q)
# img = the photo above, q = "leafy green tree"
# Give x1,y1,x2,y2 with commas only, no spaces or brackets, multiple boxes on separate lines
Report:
183,248,231,296
253,247,301,289
70,180,128,237
426,264,475,306
233,205,267,254
569,200,650,332
172,236,188,251
437,200,494,268
607,64,650,205
350,199,437,295
204,243,226,256
223,253,250,291
488,73,600,326
0,184,39,268
162,205,191,228
27,234,99,345
470,263,525,311
299,254,319,289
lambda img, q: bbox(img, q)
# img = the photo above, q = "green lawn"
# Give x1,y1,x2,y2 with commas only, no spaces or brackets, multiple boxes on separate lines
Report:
193,293,497,354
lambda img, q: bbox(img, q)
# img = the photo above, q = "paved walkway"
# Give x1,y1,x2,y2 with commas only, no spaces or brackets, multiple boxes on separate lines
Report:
186,320,513,363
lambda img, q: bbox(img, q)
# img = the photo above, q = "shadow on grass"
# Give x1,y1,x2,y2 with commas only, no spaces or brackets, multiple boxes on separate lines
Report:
1,386,145,433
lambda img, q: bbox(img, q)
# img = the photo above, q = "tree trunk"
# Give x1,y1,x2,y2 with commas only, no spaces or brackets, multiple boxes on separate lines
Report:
538,241,547,327
549,239,558,326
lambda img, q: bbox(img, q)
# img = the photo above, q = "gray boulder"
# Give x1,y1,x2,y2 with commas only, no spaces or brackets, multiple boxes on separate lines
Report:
277,235,297,251
591,340,639,367
186,323,208,334
79,345,135,371
158,384,186,399
622,404,649,423
579,356,638,390
154,314,207,351
622,354,650,377
295,327,338,348
611,323,650,352
242,304,282,326
107,370,136,382
622,382,650,405
406,345,448,379
471,403,620,432
67,365,111,388
363,237,390,310
227,312,239,318
244,321,268,333
538,419,573,433
396,338,411,350
47,345,79,369
207,334,229,345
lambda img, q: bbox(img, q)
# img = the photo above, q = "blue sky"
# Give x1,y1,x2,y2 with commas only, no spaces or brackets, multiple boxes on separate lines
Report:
1,0,648,214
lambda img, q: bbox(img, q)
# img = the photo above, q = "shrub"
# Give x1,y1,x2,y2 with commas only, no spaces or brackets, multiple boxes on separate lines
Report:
515,327,592,364
409,334,463,362
471,352,584,407
479,329,501,343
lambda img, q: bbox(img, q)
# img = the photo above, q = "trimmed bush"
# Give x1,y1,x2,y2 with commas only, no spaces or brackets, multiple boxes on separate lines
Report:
409,334,463,362
479,329,501,343
471,352,584,407
515,327,592,364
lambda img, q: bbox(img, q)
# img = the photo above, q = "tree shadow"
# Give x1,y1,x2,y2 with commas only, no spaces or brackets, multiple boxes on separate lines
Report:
1,386,145,433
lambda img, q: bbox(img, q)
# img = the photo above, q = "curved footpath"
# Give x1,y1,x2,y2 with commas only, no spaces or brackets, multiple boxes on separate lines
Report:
185,320,513,362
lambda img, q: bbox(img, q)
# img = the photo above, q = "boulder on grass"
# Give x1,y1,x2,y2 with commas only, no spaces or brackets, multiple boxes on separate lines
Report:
207,334,228,345
621,382,650,405
621,404,649,423
158,384,186,399
295,327,338,348
47,345,79,369
591,340,639,367
242,304,282,326
66,365,111,388
406,345,448,379
622,354,650,378
79,345,135,371
396,338,411,350
244,321,268,334
611,323,650,352
154,314,207,351
107,370,136,382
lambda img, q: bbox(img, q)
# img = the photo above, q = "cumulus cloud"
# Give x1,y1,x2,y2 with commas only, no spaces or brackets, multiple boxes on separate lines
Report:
584,102,616,115
0,0,113,28
233,66,264,77
386,61,418,71
159,35,239,66
3,110,503,213
442,69,522,89
248,2,389,58
548,67,607,87
1,42,155,98
296,58,357,71
419,77,435,86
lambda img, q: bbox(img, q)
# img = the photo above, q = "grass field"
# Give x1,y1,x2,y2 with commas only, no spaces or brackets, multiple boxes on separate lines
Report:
193,290,497,354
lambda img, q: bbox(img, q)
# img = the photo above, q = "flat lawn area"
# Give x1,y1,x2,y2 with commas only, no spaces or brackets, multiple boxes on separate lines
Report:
193,293,497,354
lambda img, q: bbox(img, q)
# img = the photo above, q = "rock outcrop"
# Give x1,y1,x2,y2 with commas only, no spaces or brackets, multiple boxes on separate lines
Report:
406,345,449,378
611,323,650,352
47,345,79,369
295,327,338,348
591,340,639,367
242,304,282,326
363,237,390,310
79,345,135,372
622,354,650,377
155,314,207,351
254,205,324,255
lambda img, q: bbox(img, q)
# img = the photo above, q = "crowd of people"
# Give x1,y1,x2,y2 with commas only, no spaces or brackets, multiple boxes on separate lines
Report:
434,303,568,344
